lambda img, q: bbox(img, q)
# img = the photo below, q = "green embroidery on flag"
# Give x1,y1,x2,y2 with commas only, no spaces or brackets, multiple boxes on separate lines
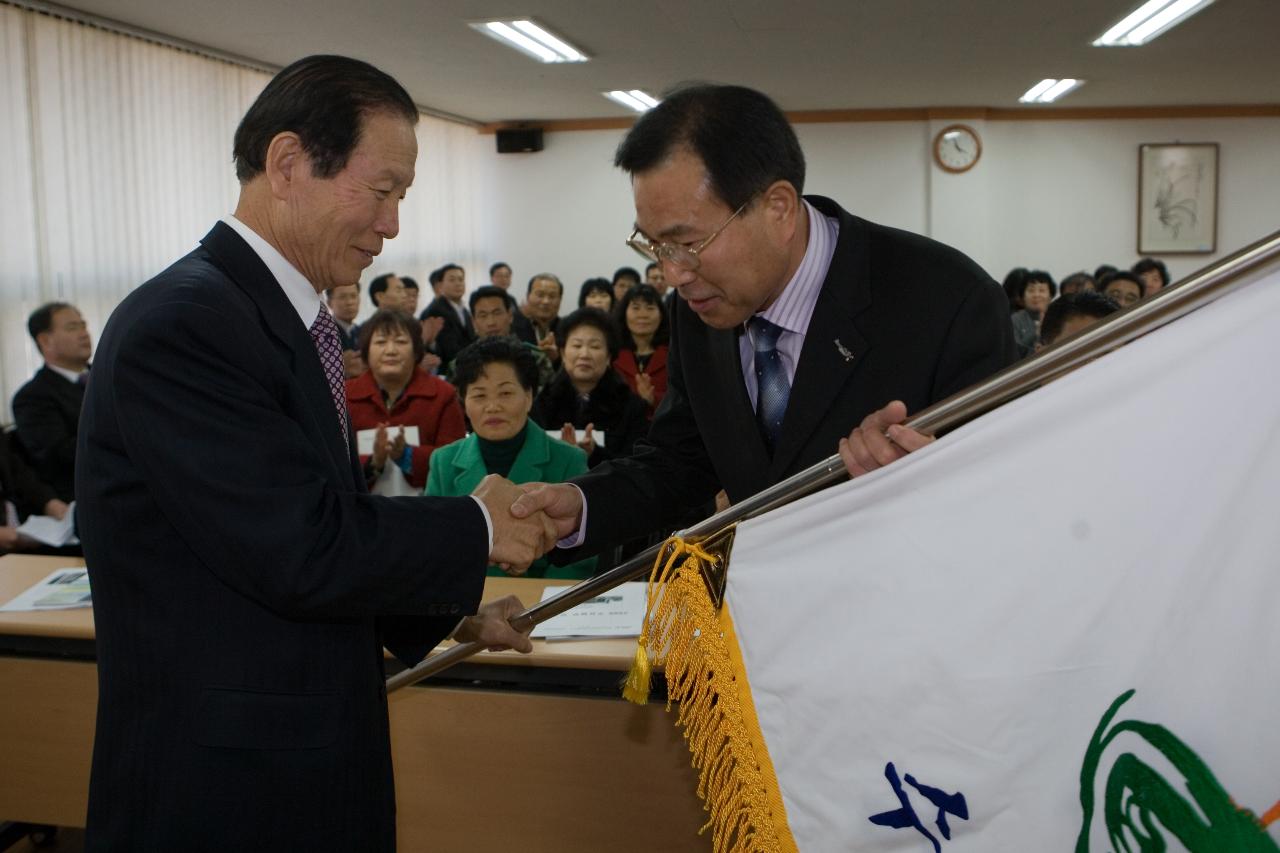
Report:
1077,689,1279,852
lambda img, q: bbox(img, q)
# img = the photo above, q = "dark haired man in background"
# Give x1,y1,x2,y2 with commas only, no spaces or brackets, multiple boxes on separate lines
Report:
367,270,406,311
13,301,93,503
489,261,513,290
515,83,1015,557
421,262,476,377
75,55,552,851
1038,291,1120,349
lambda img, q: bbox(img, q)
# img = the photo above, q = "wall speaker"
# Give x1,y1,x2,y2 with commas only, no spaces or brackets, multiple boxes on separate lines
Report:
495,128,544,154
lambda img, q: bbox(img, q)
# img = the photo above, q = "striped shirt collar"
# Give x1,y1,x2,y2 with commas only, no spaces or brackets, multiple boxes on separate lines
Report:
221,215,323,330
752,198,838,336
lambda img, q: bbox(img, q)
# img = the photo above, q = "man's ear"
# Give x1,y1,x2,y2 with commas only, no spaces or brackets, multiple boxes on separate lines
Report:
760,180,801,243
263,131,306,200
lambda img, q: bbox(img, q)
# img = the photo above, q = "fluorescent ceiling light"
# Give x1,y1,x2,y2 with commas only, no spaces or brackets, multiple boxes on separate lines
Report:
470,19,589,63
1018,78,1085,104
604,90,660,113
1093,0,1215,46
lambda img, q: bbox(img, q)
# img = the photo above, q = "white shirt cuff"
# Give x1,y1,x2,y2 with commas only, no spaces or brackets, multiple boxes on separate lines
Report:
555,484,588,549
469,495,494,554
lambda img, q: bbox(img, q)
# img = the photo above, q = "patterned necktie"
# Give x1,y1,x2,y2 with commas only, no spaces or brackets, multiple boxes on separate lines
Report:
309,308,350,446
749,316,791,452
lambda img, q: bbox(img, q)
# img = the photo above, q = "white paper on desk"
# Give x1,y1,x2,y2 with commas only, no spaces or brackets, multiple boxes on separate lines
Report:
17,504,78,547
545,429,607,448
0,567,92,611
529,582,645,640
356,425,420,455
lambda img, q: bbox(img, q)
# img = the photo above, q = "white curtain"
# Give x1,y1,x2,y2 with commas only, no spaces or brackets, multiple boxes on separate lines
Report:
0,5,489,418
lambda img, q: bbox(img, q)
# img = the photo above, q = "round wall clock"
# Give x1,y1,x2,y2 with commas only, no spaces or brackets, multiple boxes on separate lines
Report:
933,124,982,173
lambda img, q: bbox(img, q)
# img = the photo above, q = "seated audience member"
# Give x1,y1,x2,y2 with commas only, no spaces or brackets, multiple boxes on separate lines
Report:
644,262,667,293
531,308,648,468
421,263,476,377
612,266,641,303
426,338,595,580
1038,292,1121,348
578,277,615,312
345,309,466,490
470,286,554,392
1009,270,1056,358
324,282,365,378
1093,264,1118,283
0,429,69,554
1059,271,1097,296
400,275,421,316
1132,257,1171,297
613,284,669,418
489,262,513,290
520,273,565,366
13,302,92,502
368,272,406,311
1002,267,1029,313
1101,271,1144,308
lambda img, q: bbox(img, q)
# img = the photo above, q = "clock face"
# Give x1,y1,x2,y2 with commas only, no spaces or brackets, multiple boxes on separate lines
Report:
933,124,981,173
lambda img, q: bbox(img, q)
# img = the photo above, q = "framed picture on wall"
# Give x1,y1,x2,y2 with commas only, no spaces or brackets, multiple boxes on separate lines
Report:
1138,143,1218,254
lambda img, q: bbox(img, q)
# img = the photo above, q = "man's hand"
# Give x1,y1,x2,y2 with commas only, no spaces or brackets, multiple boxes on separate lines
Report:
420,316,445,346
537,332,559,364
452,594,533,653
0,526,36,553
419,352,442,372
510,482,583,542
471,474,558,574
44,500,70,521
838,400,935,478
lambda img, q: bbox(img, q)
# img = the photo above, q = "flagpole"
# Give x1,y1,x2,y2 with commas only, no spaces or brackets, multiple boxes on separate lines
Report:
386,228,1280,694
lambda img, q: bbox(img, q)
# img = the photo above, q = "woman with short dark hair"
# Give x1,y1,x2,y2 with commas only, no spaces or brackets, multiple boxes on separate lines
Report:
346,309,465,489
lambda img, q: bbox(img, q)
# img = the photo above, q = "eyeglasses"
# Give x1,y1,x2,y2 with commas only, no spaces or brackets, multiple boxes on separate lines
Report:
625,199,750,272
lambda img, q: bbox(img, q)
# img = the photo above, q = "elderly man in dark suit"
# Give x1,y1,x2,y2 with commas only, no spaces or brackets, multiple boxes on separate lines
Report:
513,83,1016,553
76,55,554,852
12,302,93,503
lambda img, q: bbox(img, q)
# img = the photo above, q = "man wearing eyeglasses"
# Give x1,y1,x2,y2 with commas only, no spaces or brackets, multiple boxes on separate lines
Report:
514,83,1015,554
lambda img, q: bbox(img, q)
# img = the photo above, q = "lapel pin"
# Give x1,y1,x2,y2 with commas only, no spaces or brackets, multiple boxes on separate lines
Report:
834,338,855,363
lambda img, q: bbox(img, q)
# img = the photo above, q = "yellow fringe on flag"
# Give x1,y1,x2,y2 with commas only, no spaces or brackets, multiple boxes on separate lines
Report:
623,537,798,853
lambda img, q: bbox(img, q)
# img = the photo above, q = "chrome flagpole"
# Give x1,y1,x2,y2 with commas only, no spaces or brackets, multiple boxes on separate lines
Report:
387,228,1280,694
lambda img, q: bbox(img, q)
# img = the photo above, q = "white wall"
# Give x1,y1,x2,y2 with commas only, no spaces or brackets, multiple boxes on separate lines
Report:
476,115,1280,305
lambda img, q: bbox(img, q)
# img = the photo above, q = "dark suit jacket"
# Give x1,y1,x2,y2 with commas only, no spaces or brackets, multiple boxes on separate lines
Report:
12,365,85,502
0,429,56,522
568,197,1016,553
421,295,476,375
76,222,489,852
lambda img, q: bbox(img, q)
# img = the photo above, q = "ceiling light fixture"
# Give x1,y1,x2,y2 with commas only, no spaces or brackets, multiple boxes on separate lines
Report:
470,19,589,63
604,90,660,113
1092,0,1215,46
1018,78,1085,104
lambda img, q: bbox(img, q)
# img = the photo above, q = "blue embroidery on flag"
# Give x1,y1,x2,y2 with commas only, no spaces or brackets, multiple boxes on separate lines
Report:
869,762,970,851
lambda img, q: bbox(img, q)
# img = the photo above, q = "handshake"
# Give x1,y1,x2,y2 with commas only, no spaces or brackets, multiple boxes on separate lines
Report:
470,475,584,575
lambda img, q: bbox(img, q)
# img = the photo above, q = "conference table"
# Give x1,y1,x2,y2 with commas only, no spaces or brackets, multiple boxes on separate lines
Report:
0,555,711,851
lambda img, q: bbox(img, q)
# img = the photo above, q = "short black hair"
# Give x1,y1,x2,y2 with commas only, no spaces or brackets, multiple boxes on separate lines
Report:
527,273,563,297
1002,267,1028,312
232,55,418,183
1094,264,1118,282
1132,257,1171,288
557,307,620,360
1059,271,1096,295
357,308,426,366
27,302,74,346
489,262,511,277
452,336,540,396
1019,270,1058,302
645,262,661,275
578,277,614,309
369,273,396,307
615,284,670,350
612,267,640,287
430,264,463,289
1100,270,1143,294
615,84,805,211
1039,292,1120,346
400,276,419,293
469,285,516,313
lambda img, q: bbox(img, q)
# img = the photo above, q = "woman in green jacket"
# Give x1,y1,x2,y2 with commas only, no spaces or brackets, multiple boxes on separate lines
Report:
426,337,596,579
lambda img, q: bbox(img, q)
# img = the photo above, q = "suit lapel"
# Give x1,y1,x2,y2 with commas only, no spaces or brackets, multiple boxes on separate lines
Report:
450,435,488,494
198,222,357,488
769,206,871,478
507,426,551,484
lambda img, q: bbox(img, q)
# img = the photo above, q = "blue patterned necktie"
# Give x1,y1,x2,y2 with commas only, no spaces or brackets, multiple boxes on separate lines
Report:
309,308,351,447
749,316,790,452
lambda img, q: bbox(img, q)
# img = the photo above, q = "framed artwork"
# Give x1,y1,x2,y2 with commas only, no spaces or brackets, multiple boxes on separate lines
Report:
1138,143,1218,255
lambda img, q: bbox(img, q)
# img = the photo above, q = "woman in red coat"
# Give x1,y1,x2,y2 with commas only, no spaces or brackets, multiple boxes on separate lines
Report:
345,309,465,489
611,283,669,418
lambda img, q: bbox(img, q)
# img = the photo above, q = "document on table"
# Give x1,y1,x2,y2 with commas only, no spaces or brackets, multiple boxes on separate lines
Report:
529,582,646,640
0,568,92,611
17,504,78,548
356,425,420,455
545,429,607,448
